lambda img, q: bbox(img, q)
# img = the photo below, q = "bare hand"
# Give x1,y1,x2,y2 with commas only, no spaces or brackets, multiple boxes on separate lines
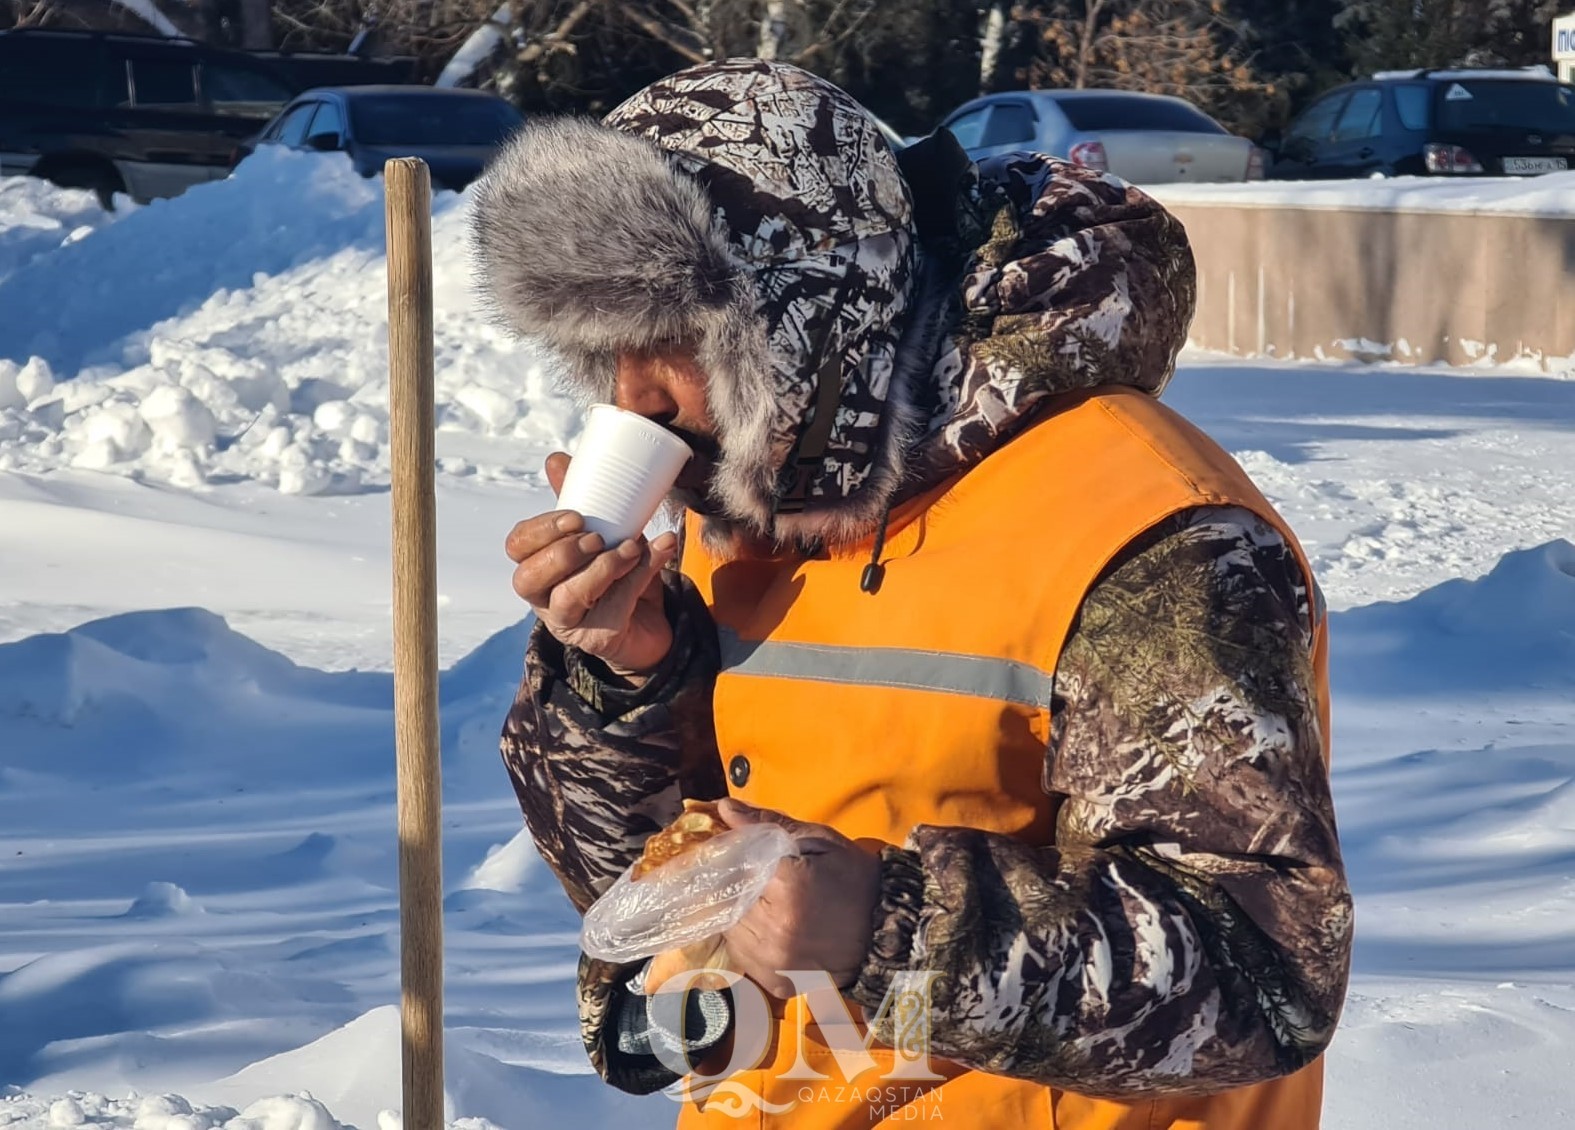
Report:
716,798,882,999
504,452,678,676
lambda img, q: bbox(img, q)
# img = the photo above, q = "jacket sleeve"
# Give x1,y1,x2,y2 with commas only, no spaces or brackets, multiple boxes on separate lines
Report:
500,569,727,914
500,565,729,1096
849,507,1353,1099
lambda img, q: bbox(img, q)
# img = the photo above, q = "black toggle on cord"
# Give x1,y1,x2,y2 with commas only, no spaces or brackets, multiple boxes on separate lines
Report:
860,494,896,595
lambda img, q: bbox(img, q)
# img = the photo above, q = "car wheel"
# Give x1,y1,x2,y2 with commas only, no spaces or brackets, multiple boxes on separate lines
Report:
33,158,127,211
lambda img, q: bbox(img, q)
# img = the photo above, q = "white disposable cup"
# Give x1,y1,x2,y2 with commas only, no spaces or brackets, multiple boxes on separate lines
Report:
556,404,693,547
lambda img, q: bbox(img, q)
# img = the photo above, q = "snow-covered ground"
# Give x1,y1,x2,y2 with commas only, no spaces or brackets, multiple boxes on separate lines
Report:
2,157,1573,1129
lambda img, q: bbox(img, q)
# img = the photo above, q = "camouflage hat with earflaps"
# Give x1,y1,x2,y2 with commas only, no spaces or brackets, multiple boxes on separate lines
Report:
471,60,919,548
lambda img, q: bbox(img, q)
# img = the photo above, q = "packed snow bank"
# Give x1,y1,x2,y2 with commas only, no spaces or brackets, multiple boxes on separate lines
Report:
0,176,126,287
1151,170,1575,215
1334,539,1575,694
0,148,386,373
0,149,573,496
0,606,392,785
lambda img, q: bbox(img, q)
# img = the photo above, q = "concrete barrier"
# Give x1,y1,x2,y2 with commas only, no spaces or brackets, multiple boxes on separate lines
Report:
1163,201,1575,369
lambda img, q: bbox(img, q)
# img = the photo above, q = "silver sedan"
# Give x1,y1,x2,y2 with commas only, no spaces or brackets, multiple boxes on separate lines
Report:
938,90,1262,184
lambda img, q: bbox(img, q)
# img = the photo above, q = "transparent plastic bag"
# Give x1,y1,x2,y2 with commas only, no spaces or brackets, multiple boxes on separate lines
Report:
580,822,796,963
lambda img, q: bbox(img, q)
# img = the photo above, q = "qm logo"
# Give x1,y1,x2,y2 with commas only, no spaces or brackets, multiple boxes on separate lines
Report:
647,969,947,1120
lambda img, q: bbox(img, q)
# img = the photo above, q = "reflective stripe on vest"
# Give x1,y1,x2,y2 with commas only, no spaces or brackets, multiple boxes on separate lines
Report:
718,626,1056,708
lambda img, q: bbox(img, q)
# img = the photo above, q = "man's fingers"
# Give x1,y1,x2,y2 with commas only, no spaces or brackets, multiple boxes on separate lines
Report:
589,537,677,624
549,539,648,621
544,452,570,497
512,531,606,605
504,510,584,563
649,529,680,561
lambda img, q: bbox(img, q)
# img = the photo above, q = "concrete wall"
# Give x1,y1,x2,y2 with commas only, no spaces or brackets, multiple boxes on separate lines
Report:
1165,202,1575,369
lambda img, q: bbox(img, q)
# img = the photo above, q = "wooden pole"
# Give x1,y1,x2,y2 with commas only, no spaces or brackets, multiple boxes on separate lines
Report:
385,157,444,1130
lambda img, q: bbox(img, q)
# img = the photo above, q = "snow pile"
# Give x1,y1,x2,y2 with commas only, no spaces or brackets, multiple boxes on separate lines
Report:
0,149,574,496
1330,539,1575,708
0,176,125,287
1348,538,1575,688
1151,170,1575,215
122,882,208,920
0,1091,342,1130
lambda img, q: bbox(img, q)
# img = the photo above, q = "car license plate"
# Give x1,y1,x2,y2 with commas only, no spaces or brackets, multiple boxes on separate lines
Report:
1502,156,1568,174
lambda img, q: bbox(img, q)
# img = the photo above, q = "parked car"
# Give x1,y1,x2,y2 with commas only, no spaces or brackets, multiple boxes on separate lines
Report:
0,28,297,207
237,87,524,192
1267,67,1575,179
935,90,1262,183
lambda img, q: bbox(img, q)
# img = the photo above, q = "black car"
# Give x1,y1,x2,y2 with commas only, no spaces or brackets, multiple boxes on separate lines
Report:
1268,67,1575,179
240,87,524,192
0,29,298,207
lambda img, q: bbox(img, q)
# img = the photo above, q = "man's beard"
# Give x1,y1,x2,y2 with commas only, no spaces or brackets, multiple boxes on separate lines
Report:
664,423,722,514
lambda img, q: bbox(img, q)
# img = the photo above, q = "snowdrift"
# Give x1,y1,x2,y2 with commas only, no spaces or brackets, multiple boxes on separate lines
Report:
0,149,574,496
1333,538,1575,695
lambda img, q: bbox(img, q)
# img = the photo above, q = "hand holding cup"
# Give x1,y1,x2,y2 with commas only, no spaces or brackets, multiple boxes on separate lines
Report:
504,407,691,677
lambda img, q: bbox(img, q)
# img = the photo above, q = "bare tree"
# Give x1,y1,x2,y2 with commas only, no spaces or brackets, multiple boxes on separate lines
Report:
979,0,1009,92
757,0,789,58
1024,0,1272,115
9,0,60,24
613,0,709,63
1336,0,1563,73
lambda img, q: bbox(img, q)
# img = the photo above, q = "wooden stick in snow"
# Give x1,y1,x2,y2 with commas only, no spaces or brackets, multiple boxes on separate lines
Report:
385,156,445,1130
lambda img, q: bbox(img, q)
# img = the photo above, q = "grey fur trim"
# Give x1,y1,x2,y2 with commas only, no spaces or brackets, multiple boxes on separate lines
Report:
469,117,782,535
471,117,739,359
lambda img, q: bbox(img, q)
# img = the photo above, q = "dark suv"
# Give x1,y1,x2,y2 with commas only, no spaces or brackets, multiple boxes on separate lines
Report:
0,29,296,206
1268,67,1575,179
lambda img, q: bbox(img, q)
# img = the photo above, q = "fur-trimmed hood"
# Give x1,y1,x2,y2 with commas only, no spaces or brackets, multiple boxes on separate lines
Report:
471,59,1196,548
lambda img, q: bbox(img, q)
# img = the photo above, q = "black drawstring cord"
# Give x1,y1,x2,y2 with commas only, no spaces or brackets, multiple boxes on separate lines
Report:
860,494,896,595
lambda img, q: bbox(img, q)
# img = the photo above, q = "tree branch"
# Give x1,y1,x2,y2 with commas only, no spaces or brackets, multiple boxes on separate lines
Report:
793,0,875,66
617,1,709,64
517,0,595,64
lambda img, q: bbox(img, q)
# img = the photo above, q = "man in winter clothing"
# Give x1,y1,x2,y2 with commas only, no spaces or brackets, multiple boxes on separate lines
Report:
472,59,1352,1130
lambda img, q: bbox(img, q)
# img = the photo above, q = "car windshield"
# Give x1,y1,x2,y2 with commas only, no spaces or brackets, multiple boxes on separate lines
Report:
349,95,523,146
1053,94,1226,134
1434,80,1575,134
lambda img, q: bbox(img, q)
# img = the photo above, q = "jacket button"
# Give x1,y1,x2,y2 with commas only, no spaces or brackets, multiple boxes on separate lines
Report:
728,754,751,788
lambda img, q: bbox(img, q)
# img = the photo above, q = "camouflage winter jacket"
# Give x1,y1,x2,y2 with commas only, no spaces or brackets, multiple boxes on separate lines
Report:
476,60,1352,1103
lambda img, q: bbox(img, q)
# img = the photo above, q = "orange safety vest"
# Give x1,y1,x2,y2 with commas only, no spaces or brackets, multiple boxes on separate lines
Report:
677,386,1331,1130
